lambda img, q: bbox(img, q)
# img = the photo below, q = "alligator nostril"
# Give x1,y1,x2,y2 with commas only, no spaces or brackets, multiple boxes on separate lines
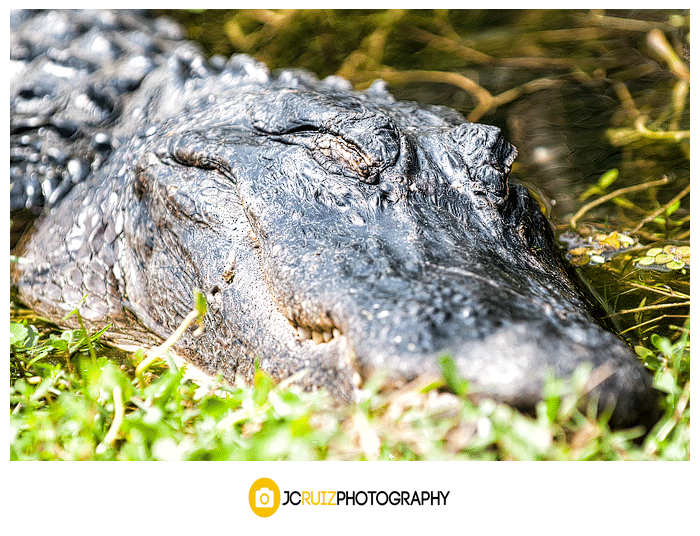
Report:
488,192,507,208
428,122,516,209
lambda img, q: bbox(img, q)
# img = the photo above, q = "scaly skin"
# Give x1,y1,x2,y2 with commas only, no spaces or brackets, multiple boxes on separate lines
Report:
11,10,659,427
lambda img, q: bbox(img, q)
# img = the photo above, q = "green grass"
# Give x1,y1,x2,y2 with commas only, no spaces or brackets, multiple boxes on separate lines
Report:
9,311,689,461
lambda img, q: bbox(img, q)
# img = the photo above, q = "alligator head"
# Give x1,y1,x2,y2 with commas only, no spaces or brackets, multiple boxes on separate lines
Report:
14,59,658,428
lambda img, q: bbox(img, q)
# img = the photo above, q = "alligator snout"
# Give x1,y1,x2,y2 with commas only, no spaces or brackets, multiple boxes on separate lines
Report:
450,122,517,204
204,94,655,426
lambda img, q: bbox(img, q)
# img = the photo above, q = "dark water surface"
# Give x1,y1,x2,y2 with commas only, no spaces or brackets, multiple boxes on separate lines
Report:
164,9,689,351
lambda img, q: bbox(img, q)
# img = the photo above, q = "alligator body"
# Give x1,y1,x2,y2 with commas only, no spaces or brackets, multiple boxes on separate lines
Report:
11,10,658,427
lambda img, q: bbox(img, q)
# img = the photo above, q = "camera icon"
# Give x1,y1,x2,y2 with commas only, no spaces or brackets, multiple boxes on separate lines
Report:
255,487,275,508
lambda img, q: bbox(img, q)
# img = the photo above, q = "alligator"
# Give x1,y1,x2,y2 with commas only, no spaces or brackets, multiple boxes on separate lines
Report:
11,10,659,428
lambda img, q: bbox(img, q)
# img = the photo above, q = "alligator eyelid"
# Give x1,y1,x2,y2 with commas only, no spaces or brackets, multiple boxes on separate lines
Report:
273,124,321,136
319,136,371,175
252,117,325,137
269,130,375,181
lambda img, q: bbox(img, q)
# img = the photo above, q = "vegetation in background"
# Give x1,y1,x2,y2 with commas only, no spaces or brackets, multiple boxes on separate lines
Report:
10,9,689,460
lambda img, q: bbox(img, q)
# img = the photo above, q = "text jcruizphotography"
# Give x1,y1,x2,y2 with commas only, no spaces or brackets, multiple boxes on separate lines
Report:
249,478,450,517
282,490,450,506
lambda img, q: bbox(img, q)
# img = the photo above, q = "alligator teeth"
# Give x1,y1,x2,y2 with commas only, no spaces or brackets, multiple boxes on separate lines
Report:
296,325,342,344
297,326,311,340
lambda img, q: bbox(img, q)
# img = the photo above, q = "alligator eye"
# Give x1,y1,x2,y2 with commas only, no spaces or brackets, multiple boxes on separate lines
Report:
249,90,398,184
267,129,379,183
314,133,373,180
